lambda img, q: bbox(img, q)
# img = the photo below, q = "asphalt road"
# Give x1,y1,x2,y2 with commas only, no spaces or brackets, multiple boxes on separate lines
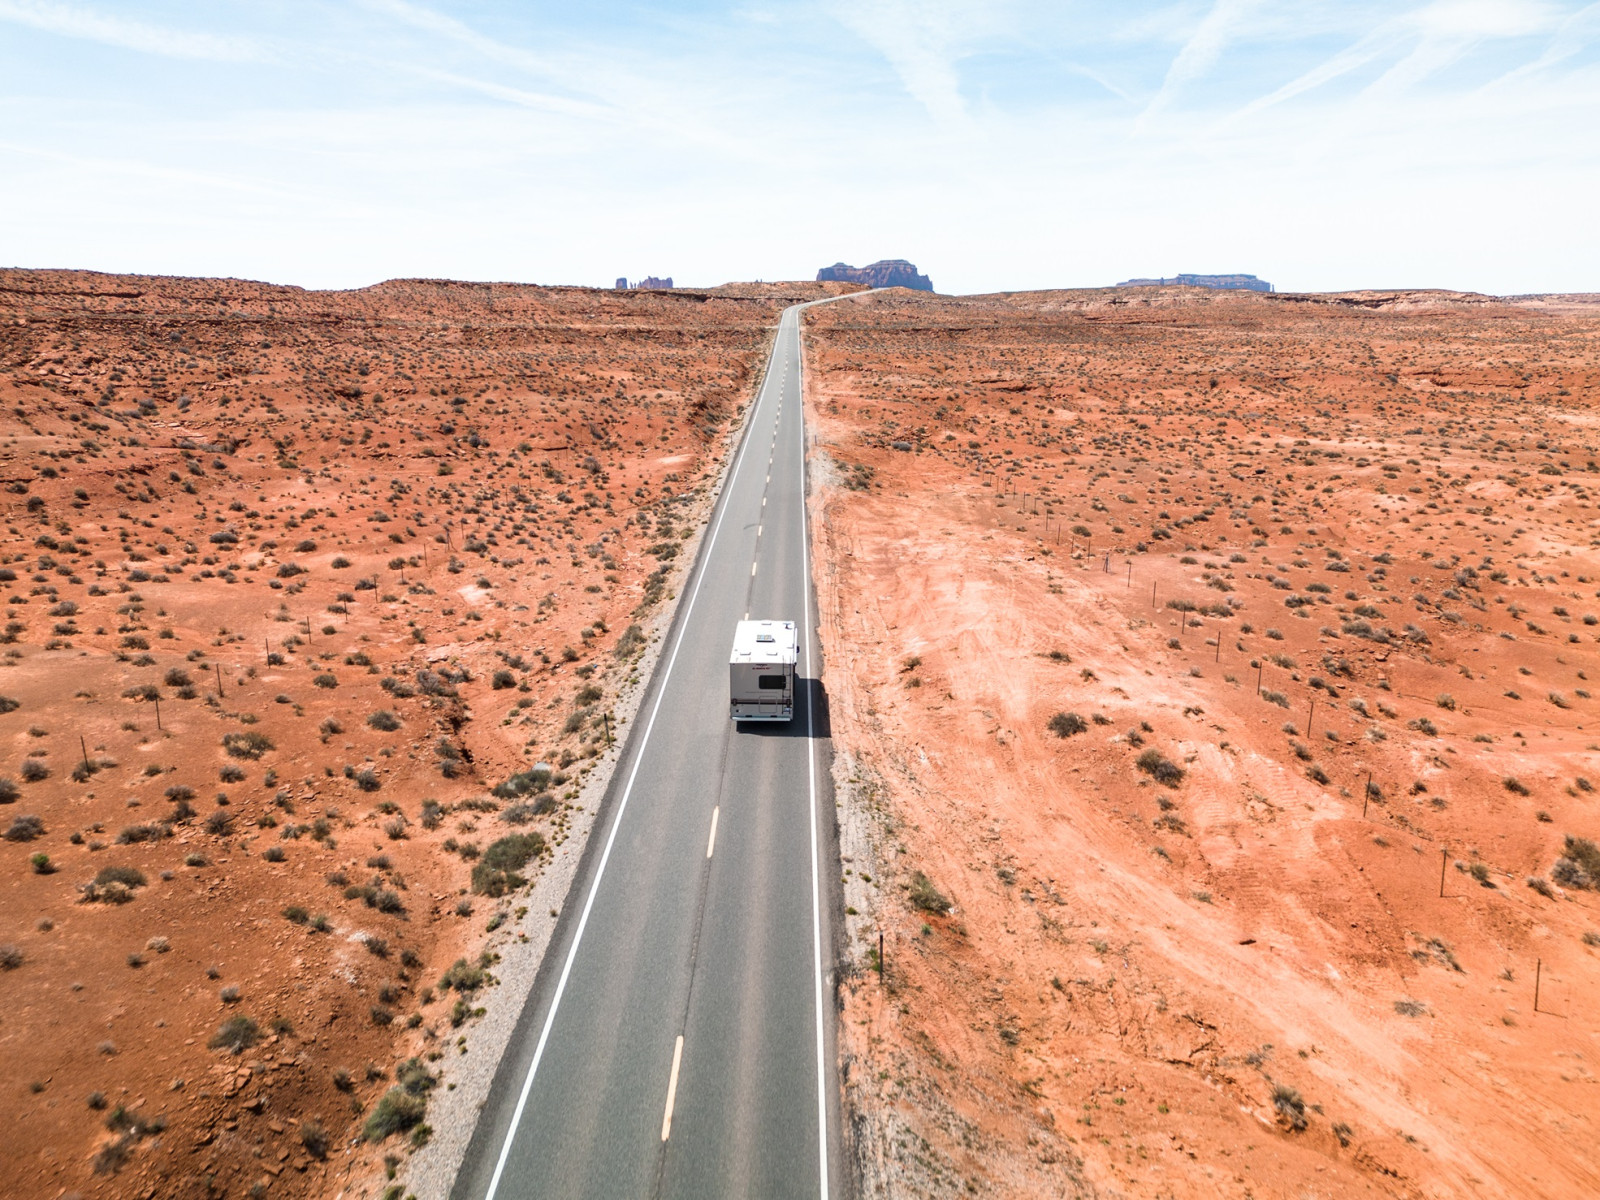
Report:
451,301,845,1200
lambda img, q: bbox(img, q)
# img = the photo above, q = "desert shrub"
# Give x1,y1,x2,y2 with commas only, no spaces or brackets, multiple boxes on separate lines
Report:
204,810,233,836
20,759,48,782
1048,712,1087,738
222,731,274,760
416,668,454,696
262,845,286,863
353,767,381,792
1553,836,1600,890
363,1058,435,1141
908,871,952,915
492,766,551,800
491,669,515,690
116,823,169,844
0,945,22,969
367,710,401,732
1565,835,1600,877
364,1087,426,1141
614,623,645,659
208,1015,260,1055
420,801,444,830
1136,749,1185,787
81,868,144,904
1261,690,1290,709
471,833,545,897
438,955,491,992
1394,998,1427,1017
1271,1084,1307,1131
0,695,19,714
162,668,191,688
300,1119,329,1158
313,673,338,689
1502,776,1530,796
0,778,17,804
218,765,245,783
4,814,45,842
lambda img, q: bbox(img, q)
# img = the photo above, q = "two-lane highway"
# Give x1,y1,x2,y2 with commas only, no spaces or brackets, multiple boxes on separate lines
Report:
451,301,843,1200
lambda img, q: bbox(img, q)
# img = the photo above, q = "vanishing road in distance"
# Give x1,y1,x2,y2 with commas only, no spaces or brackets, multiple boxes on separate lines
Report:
452,300,845,1200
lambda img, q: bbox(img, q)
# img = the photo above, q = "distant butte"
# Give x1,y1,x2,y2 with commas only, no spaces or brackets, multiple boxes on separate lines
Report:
816,259,933,292
615,275,673,290
1118,272,1274,292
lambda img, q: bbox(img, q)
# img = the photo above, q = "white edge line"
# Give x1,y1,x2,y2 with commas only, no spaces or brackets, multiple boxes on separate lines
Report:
798,305,831,1200
661,1034,685,1142
479,307,789,1200
706,805,720,859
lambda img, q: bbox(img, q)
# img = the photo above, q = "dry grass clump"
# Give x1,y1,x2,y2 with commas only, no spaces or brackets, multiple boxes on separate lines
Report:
81,865,147,904
207,1015,261,1055
470,833,545,897
1135,748,1185,787
1048,711,1088,738
1552,836,1600,889
908,870,953,915
363,1057,436,1143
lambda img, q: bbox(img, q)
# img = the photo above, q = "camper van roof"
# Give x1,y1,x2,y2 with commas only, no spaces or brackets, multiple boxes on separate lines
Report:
729,619,798,665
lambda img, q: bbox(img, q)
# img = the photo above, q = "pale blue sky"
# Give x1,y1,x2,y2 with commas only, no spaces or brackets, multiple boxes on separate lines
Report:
2,1,1596,293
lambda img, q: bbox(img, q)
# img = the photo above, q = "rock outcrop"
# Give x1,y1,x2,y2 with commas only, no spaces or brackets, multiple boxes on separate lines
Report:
615,276,674,290
1117,272,1273,292
816,259,933,292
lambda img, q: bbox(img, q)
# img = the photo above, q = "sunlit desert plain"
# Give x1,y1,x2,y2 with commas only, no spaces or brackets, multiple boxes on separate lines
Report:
0,269,853,1199
806,286,1600,1198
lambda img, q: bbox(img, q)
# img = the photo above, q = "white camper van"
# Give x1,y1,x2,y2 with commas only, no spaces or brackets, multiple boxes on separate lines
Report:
729,619,798,721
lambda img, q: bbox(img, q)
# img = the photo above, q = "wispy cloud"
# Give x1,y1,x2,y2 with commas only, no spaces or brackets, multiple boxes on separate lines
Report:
1473,0,1600,87
401,66,609,120
1231,0,1571,119
0,0,264,61
356,0,563,79
354,0,786,164
1144,0,1266,117
829,0,991,125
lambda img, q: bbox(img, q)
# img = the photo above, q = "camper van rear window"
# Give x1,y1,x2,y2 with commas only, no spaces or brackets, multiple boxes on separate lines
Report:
756,632,775,643
757,674,787,691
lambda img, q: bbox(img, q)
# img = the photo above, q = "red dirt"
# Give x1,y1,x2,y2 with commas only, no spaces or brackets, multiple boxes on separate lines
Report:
0,270,854,1199
805,287,1600,1198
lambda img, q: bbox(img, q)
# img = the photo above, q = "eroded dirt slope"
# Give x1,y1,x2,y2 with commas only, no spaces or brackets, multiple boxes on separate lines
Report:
806,286,1600,1198
0,270,850,1199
